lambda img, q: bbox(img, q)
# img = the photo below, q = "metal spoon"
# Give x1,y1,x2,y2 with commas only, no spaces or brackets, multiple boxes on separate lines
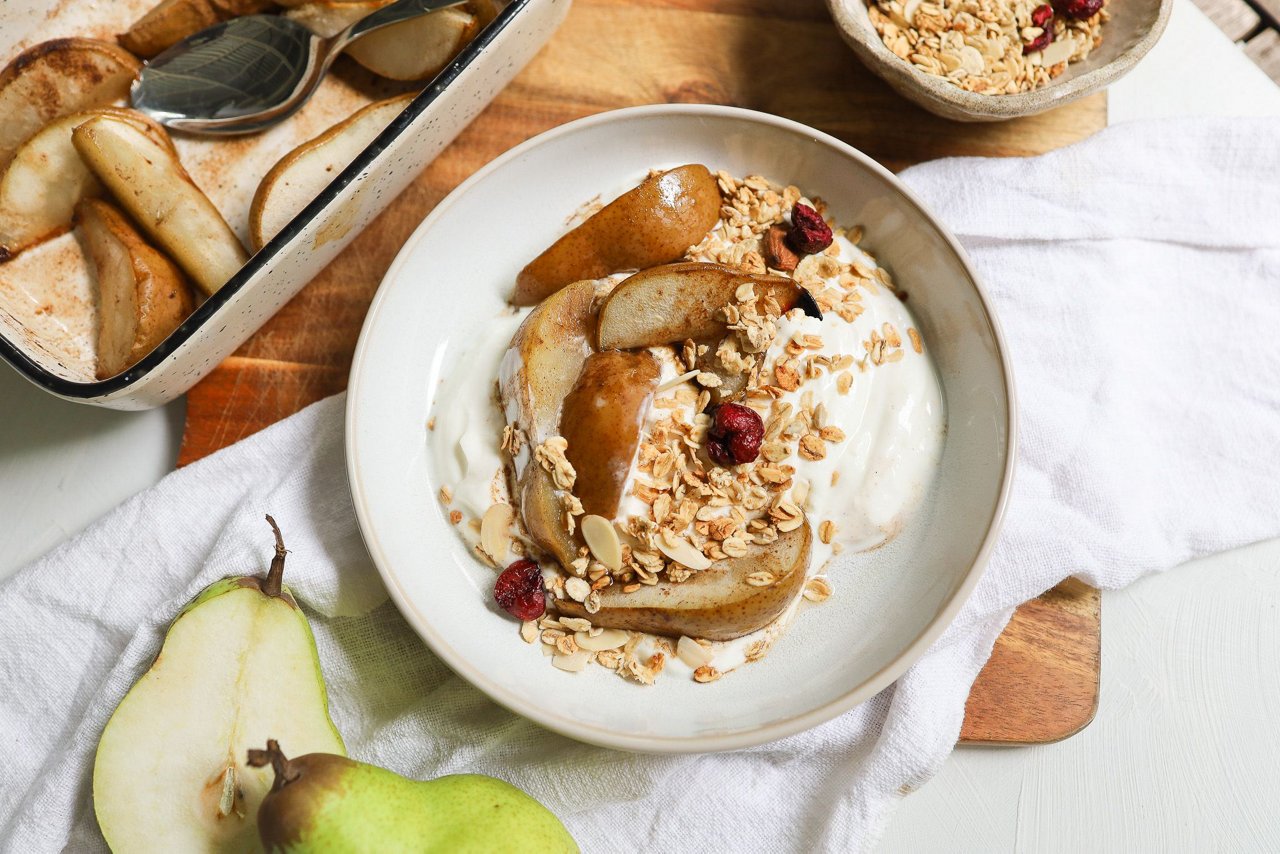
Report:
131,0,466,135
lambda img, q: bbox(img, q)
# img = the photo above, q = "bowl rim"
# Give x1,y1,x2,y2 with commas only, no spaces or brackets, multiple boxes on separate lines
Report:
0,0,533,399
826,0,1172,118
346,103,1019,753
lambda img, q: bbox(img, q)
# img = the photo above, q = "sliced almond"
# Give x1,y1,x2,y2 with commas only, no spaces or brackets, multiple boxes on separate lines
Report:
657,530,712,571
677,636,713,668
552,650,591,672
657,369,699,393
480,503,514,563
581,515,623,572
1039,38,1075,67
575,629,628,651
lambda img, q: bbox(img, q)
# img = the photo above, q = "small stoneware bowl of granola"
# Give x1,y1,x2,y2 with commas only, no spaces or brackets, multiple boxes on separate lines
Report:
347,104,1014,751
826,0,1170,121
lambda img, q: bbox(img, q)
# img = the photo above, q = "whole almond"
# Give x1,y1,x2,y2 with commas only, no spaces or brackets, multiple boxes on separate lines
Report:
763,224,800,272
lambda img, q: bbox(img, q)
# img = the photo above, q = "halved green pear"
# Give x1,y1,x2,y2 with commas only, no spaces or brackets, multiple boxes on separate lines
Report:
513,165,720,306
93,518,345,852
596,262,810,350
558,523,812,641
248,741,578,852
560,350,659,519
500,279,599,567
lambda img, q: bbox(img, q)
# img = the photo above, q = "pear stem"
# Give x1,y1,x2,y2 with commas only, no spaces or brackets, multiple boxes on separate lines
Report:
247,739,301,793
262,515,287,598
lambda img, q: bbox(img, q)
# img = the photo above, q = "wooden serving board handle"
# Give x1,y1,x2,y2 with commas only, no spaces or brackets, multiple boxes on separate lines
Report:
179,0,1103,745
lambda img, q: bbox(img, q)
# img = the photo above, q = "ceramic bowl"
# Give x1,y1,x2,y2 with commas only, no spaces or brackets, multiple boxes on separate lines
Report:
0,0,569,410
347,104,1016,752
826,0,1170,121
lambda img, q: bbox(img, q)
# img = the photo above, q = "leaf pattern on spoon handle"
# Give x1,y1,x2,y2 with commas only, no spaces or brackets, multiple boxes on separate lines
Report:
133,16,318,124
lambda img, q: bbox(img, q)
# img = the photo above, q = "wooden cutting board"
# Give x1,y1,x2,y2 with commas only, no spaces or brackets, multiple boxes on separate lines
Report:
179,0,1103,745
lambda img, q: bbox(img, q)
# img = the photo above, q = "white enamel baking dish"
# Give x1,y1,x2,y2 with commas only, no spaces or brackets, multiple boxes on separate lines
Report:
0,0,569,410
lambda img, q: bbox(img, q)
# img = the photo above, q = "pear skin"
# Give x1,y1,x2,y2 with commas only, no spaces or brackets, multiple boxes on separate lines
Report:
500,279,599,567
93,517,345,853
558,523,813,641
249,741,579,854
560,350,659,519
513,165,720,306
597,262,813,351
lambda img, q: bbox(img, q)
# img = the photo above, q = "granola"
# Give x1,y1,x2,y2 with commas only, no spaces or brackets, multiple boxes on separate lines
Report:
868,0,1109,94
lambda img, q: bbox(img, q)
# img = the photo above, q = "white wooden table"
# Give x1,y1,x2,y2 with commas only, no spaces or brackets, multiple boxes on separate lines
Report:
1,2,1277,847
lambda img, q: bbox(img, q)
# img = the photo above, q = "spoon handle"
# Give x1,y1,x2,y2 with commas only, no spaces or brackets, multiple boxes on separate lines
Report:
332,0,470,54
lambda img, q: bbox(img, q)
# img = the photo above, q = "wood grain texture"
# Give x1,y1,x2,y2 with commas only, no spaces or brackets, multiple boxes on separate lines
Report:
178,0,1103,745
960,579,1102,744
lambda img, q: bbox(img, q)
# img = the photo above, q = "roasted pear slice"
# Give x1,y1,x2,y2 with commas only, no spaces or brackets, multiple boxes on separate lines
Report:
597,262,812,351
559,523,812,641
77,198,196,379
119,0,276,58
0,39,141,170
251,93,414,250
513,165,720,306
73,114,248,297
0,108,173,258
500,279,599,567
561,350,659,519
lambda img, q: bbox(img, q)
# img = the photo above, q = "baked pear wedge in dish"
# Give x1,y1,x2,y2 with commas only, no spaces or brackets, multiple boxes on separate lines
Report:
558,524,812,641
77,198,196,379
73,114,248,297
499,279,600,568
0,38,140,169
250,93,415,250
597,261,818,350
0,108,172,258
513,164,720,305
119,0,276,58
499,271,816,641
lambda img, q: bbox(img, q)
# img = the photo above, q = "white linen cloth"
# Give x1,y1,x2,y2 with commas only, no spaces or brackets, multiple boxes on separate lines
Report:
2,117,1279,852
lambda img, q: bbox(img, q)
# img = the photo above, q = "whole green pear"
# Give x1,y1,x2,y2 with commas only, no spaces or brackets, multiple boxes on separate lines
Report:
247,741,578,854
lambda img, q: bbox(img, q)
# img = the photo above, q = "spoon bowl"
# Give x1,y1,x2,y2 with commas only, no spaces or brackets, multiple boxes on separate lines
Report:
132,0,466,135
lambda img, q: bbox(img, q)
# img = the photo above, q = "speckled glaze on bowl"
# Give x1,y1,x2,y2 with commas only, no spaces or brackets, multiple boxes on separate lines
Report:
827,0,1170,121
347,104,1016,752
0,0,569,409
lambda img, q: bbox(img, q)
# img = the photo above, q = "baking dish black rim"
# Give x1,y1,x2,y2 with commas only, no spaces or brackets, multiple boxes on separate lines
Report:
0,0,529,400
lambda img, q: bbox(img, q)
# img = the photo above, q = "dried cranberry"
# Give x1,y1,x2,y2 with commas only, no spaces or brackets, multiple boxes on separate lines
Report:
786,204,834,255
493,559,545,621
1051,0,1101,19
1022,24,1053,54
706,403,764,467
1031,3,1053,25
